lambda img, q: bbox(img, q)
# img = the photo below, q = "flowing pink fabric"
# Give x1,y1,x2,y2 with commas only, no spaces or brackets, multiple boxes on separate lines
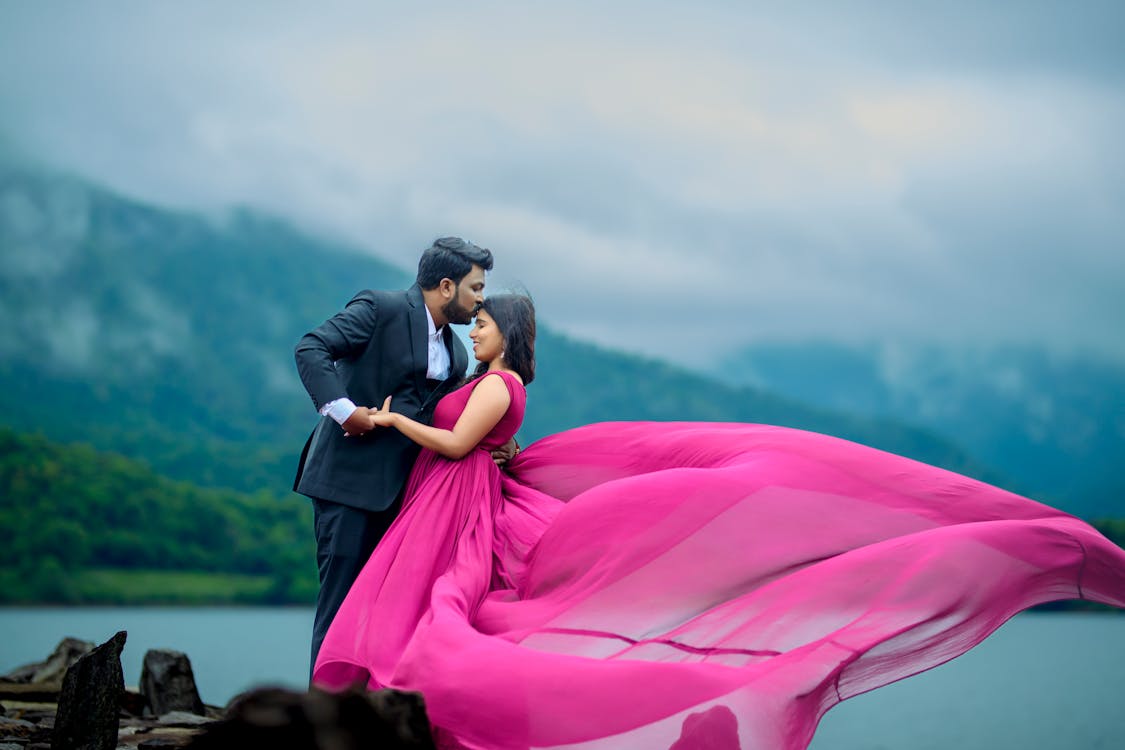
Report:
314,371,1125,749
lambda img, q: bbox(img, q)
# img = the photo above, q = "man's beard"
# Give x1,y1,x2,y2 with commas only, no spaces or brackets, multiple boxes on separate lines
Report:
443,296,478,325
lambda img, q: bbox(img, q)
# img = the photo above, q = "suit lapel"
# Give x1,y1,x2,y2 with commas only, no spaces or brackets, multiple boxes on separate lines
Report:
406,284,428,396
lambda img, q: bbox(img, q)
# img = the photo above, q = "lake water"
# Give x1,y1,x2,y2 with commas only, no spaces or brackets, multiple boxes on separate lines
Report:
1,608,1122,748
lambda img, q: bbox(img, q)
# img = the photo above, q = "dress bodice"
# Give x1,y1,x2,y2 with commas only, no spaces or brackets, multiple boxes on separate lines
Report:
430,370,525,451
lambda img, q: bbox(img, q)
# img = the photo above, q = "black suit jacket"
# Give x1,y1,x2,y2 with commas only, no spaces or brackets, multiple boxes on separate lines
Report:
292,284,469,510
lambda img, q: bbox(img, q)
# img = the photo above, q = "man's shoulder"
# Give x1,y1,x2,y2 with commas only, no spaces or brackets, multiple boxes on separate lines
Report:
349,287,414,309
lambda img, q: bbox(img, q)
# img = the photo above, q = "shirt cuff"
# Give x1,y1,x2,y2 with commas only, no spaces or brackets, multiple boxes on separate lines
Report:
320,397,358,425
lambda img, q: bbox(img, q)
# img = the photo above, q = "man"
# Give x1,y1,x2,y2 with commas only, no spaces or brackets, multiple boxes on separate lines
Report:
294,236,493,670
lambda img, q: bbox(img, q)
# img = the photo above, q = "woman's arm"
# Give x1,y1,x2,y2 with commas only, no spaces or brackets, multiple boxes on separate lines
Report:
368,374,512,459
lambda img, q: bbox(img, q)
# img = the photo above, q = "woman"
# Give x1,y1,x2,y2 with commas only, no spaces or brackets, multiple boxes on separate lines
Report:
314,294,1125,750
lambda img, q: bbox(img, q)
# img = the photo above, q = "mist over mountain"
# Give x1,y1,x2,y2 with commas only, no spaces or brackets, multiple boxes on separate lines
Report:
1,164,410,490
0,164,1061,514
713,342,1125,517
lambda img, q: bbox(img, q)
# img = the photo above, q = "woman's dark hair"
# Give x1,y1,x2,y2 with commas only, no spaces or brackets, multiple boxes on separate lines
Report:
417,237,494,289
472,294,536,385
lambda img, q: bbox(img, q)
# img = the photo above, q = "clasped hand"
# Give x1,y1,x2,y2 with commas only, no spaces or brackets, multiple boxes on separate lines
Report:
342,396,394,437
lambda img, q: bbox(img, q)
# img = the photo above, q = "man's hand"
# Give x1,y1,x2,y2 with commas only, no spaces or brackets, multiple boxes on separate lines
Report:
341,407,376,437
491,437,520,467
342,397,396,437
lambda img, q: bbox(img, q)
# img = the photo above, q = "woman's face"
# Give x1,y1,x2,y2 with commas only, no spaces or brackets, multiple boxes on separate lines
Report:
469,309,505,364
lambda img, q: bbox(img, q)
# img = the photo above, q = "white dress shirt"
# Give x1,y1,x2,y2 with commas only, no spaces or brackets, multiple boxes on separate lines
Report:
424,305,451,381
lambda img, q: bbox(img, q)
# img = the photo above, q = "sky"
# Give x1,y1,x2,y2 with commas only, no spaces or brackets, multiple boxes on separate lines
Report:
2,1,1123,367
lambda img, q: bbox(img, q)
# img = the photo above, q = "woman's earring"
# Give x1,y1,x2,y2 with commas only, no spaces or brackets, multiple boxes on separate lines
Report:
500,350,506,359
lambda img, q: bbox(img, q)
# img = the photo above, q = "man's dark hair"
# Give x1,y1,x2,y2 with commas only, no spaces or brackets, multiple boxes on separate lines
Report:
416,237,494,290
471,293,536,385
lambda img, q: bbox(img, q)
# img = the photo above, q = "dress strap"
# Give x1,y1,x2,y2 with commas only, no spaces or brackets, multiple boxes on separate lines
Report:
479,369,524,388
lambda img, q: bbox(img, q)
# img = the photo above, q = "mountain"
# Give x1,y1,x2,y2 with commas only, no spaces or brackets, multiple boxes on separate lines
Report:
526,330,1000,481
1,166,410,492
1,166,1003,506
711,342,1125,517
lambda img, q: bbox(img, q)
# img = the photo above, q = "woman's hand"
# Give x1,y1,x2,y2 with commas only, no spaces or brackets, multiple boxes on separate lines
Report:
369,395,396,427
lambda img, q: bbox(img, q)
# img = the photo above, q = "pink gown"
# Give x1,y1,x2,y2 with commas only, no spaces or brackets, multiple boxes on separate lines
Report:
314,370,1125,750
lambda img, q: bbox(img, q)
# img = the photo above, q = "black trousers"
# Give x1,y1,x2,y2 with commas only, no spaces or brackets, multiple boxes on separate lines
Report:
309,494,403,677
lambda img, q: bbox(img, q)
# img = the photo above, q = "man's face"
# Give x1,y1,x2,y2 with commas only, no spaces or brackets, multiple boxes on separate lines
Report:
442,264,486,325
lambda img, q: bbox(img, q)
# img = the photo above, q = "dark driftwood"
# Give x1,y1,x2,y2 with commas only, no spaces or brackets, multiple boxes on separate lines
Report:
0,681,63,702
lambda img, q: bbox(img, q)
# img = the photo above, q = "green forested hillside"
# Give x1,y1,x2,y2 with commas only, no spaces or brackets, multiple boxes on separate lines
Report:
0,428,316,604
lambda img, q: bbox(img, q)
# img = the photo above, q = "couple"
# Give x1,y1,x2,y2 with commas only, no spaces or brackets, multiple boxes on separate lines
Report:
295,238,1125,750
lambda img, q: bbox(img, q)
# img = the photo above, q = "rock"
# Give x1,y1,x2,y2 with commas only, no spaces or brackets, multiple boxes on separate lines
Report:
52,630,126,750
669,704,741,750
121,688,147,717
138,738,192,749
186,686,436,749
0,715,37,738
1,638,94,685
156,713,211,728
139,651,204,717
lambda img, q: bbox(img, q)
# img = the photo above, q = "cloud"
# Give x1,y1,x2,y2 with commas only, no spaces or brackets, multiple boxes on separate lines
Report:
1,1,1122,364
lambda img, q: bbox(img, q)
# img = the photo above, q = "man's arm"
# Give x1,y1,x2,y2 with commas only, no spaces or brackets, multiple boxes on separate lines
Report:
294,293,379,417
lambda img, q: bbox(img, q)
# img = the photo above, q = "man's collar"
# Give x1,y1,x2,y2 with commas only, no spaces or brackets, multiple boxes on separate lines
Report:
424,305,444,336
